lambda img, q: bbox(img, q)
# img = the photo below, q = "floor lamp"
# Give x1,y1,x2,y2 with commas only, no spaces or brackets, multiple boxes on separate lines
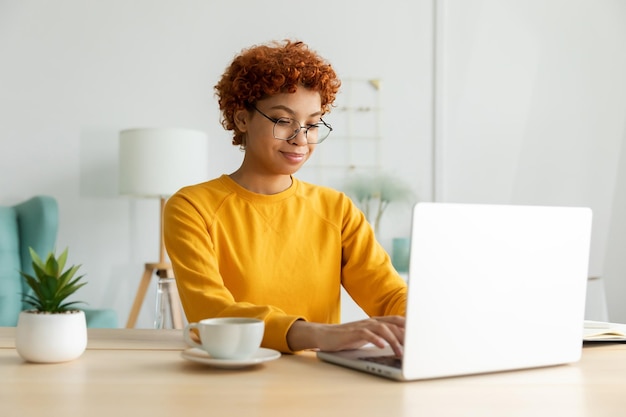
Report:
119,127,209,328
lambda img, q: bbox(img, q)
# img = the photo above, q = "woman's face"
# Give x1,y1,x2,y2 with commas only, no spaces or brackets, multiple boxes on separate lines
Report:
235,87,323,177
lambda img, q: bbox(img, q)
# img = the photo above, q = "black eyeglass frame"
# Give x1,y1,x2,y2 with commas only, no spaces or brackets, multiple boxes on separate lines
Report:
252,106,333,144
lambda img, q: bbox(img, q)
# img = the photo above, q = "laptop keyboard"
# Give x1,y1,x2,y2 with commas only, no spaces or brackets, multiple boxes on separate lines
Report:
359,355,403,369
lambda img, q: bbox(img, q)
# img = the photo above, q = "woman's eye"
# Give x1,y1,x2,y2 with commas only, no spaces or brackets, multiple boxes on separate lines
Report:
276,118,292,126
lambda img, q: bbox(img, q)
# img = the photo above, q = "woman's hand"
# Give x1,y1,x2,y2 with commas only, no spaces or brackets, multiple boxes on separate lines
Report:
286,316,405,357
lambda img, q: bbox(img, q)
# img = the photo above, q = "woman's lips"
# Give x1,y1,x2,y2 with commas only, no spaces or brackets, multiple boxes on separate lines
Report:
281,151,307,163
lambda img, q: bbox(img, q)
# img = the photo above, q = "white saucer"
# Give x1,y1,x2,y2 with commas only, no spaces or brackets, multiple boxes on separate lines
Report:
181,347,281,369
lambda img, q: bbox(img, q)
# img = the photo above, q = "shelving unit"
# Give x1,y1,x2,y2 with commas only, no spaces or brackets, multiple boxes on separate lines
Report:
298,77,383,189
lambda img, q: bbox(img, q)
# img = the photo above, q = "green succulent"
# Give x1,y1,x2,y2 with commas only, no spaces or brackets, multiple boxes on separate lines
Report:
20,247,87,313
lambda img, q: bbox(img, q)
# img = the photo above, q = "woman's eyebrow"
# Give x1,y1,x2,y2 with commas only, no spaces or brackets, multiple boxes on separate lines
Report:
268,104,323,118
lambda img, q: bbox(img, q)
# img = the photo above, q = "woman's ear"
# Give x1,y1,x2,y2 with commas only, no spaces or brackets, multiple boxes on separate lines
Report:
234,108,250,132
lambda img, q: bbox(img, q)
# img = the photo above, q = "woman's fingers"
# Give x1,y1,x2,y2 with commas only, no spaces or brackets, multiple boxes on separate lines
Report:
317,316,406,356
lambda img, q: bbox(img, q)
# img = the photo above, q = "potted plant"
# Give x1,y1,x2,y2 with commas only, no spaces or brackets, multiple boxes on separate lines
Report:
343,172,415,235
343,172,416,273
15,247,88,363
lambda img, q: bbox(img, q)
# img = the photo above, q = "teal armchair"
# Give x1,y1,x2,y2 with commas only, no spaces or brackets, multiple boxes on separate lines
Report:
0,196,118,327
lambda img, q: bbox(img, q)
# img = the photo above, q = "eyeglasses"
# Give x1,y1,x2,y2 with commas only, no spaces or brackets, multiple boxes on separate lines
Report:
252,106,332,144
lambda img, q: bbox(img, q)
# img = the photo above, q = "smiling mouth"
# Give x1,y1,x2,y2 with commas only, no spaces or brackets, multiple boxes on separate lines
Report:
282,151,307,159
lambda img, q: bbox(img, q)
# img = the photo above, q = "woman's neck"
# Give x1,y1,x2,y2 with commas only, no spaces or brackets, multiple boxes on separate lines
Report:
229,170,293,195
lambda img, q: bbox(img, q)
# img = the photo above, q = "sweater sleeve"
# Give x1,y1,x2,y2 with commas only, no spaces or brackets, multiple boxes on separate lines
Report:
339,198,408,317
163,192,304,353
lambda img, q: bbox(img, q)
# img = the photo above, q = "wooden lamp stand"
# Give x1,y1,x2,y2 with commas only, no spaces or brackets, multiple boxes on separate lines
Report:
125,197,183,328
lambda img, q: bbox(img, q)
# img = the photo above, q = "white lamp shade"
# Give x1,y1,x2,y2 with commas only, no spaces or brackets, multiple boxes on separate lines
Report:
119,127,209,197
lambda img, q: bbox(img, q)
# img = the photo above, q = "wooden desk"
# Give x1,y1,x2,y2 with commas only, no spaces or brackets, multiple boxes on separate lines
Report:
1,328,625,417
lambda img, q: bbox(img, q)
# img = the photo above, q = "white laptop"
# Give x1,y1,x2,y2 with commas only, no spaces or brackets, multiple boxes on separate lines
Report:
317,202,593,381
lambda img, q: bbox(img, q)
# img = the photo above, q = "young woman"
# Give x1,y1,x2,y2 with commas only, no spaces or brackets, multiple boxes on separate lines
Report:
164,40,407,356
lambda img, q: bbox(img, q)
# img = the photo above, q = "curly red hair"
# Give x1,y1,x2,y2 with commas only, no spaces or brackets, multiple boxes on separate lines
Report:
215,40,341,146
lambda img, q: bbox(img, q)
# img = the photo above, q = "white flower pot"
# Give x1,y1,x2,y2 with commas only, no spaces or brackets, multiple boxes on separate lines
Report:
16,310,87,363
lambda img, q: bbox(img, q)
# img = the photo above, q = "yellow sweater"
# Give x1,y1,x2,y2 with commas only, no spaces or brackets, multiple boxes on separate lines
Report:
163,175,407,353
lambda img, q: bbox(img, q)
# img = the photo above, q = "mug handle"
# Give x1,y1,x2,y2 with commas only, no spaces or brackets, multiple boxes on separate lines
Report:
183,323,203,348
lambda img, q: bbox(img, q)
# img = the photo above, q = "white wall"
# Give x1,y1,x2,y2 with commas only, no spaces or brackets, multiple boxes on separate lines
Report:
2,0,625,326
0,0,433,327
435,0,626,320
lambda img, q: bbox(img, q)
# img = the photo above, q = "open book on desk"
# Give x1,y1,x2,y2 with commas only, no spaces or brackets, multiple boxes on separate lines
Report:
584,320,626,342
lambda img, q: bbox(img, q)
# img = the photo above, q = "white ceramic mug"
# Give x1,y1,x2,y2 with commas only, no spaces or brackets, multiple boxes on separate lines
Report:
183,317,264,360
